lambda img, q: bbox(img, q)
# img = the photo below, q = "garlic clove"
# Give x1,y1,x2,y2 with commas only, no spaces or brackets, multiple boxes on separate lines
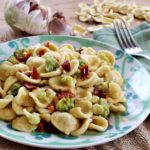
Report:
48,12,72,35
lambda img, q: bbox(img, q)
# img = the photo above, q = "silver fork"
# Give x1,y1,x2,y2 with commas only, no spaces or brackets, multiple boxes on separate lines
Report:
113,20,150,61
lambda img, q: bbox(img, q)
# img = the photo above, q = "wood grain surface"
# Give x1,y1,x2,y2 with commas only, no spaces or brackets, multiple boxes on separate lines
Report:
0,0,150,42
0,0,150,150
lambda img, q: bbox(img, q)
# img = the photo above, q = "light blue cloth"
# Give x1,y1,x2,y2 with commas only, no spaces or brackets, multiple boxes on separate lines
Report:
93,22,150,71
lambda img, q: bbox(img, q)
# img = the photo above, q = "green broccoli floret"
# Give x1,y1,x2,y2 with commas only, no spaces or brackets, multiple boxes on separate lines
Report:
93,98,110,118
8,55,19,64
79,59,87,69
37,91,49,103
44,56,59,72
23,109,40,125
61,75,73,86
56,98,75,111
14,49,26,58
11,83,22,96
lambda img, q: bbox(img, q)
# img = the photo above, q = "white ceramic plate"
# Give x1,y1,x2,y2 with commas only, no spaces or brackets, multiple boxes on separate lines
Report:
0,35,150,149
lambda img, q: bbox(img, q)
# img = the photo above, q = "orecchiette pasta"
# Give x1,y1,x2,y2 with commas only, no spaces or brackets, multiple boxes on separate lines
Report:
88,116,108,131
15,87,34,106
40,113,51,122
26,56,45,69
105,70,123,86
110,103,126,112
76,87,93,101
51,112,79,135
12,116,37,132
108,82,122,99
12,99,34,115
0,86,6,98
49,75,76,91
0,41,126,136
77,72,103,88
81,54,101,71
0,106,16,121
70,100,93,119
0,95,13,109
43,42,59,51
29,88,56,108
16,72,41,84
76,0,150,27
96,65,111,78
3,76,18,92
81,47,96,55
33,45,50,57
71,118,92,136
0,61,29,81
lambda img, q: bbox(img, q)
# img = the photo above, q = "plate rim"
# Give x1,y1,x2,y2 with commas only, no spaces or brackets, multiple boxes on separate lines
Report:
0,35,150,149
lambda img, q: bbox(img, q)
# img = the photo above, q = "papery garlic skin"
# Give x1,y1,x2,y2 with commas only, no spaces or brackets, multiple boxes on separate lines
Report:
48,12,72,35
4,0,52,35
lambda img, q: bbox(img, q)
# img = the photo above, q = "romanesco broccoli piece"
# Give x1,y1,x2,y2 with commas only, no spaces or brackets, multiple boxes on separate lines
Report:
44,56,59,72
56,98,75,111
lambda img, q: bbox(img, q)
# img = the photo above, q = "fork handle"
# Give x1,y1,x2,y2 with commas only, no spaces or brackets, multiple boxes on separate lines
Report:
130,52,150,61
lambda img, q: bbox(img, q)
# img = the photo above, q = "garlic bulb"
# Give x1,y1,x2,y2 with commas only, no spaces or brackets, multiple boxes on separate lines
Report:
4,0,52,35
48,12,72,35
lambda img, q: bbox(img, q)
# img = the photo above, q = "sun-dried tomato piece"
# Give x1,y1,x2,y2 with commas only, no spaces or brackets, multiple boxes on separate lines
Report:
36,120,45,132
92,88,106,98
44,42,51,48
18,52,32,62
24,83,37,90
80,65,89,79
51,97,59,106
57,91,75,99
44,122,61,134
37,49,46,57
31,67,40,79
47,105,55,112
36,120,61,133
61,60,71,72
76,48,83,54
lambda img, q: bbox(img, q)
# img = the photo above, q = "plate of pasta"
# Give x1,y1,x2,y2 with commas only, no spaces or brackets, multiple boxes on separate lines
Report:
0,35,150,149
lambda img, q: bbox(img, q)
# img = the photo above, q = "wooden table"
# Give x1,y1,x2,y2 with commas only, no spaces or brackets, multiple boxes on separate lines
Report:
0,0,150,150
0,0,150,42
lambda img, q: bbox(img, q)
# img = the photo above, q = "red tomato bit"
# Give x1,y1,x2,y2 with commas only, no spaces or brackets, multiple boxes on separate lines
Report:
36,120,45,132
18,52,32,62
47,105,55,112
57,91,75,99
38,49,46,57
61,60,71,72
24,83,37,90
31,67,40,79
80,65,89,79
76,48,83,54
44,42,51,49
36,120,61,134
92,88,106,98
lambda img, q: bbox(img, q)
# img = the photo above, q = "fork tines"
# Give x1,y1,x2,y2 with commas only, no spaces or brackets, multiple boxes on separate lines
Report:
113,20,138,50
